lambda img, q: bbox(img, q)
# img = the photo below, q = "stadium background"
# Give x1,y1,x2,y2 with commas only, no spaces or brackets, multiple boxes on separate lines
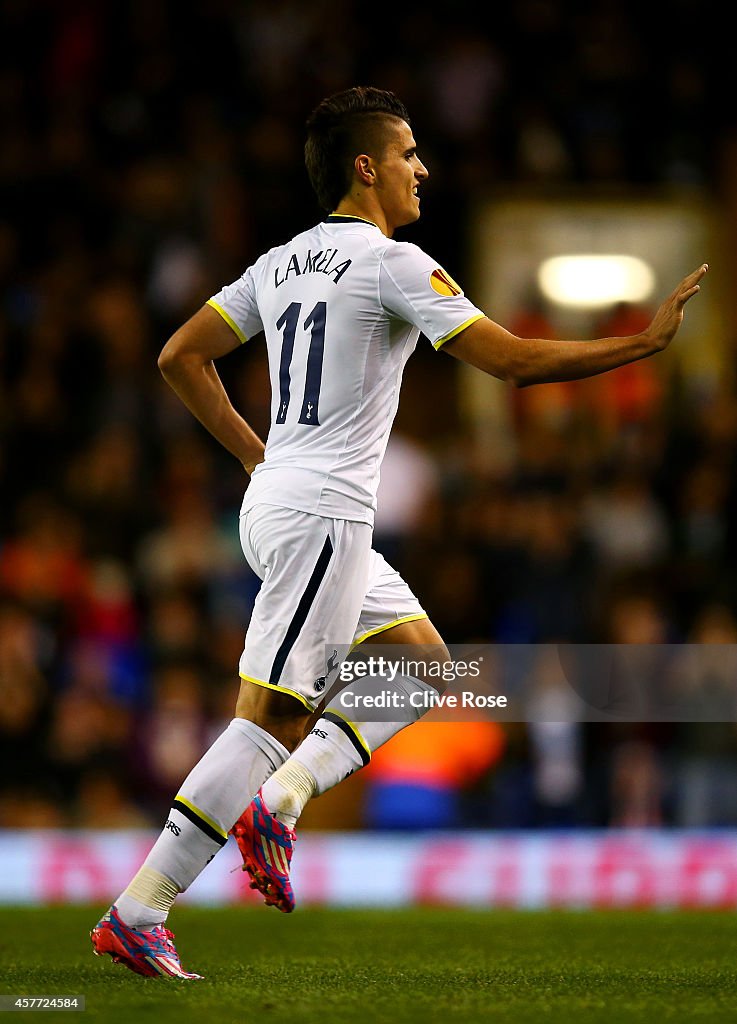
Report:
1,0,736,909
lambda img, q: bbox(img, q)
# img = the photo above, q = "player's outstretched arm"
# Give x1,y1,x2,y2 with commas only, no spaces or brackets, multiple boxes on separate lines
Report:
443,264,708,387
158,304,266,474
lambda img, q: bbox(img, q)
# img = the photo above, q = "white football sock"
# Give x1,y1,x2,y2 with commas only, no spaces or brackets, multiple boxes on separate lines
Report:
260,676,436,828
115,718,288,928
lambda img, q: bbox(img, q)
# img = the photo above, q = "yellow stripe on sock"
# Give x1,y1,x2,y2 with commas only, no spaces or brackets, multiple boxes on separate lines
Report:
174,794,228,841
324,707,372,761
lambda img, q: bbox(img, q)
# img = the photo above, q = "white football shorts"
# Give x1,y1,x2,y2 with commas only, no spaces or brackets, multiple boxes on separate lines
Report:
238,503,427,709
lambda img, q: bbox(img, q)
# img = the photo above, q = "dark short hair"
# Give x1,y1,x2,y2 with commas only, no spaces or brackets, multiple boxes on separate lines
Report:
305,86,411,212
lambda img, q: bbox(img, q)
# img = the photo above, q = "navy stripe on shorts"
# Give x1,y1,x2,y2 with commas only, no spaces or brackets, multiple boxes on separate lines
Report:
269,534,334,684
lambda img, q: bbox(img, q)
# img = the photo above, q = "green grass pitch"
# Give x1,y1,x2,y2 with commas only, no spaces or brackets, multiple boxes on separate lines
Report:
1,906,737,1023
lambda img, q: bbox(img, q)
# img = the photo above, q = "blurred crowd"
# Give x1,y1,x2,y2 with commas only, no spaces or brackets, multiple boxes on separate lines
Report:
1,0,736,834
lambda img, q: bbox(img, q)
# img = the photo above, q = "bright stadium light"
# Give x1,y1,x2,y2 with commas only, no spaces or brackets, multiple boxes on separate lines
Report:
537,254,655,309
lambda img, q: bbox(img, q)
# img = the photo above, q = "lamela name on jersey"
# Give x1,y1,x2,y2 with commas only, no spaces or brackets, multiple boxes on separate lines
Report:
274,248,352,288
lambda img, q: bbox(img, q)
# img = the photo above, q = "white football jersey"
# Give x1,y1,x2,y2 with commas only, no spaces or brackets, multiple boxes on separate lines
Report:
208,214,484,524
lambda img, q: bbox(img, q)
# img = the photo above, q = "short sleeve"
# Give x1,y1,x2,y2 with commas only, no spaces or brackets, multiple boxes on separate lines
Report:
378,242,484,349
207,264,263,344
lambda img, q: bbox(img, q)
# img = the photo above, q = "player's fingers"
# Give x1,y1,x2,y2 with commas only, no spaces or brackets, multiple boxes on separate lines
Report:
685,262,708,281
680,264,708,290
672,264,707,297
670,266,707,306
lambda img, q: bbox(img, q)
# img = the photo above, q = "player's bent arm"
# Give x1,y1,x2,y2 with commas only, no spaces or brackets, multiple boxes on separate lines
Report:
442,264,707,388
158,304,266,474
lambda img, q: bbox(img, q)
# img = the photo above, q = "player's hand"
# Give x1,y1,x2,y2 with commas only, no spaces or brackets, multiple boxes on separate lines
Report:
646,263,708,352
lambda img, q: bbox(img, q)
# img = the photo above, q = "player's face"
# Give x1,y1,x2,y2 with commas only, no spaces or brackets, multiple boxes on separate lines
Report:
373,120,429,233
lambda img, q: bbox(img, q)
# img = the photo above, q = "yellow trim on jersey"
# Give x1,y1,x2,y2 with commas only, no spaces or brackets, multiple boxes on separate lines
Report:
174,794,228,840
328,211,380,228
352,612,429,649
325,707,372,761
206,298,248,344
434,313,485,350
239,672,315,711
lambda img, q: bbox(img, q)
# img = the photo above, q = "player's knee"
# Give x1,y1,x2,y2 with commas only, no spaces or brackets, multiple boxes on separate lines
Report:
235,679,313,751
360,618,451,694
410,642,452,696
426,648,453,695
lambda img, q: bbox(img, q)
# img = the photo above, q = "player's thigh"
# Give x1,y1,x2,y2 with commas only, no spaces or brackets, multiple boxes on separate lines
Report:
352,551,450,691
363,614,446,649
354,549,449,654
239,503,371,711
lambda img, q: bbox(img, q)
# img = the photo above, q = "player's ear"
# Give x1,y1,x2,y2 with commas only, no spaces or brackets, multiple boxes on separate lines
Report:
354,154,376,187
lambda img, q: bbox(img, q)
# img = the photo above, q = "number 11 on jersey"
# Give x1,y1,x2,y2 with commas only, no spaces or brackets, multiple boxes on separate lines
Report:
275,301,327,426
